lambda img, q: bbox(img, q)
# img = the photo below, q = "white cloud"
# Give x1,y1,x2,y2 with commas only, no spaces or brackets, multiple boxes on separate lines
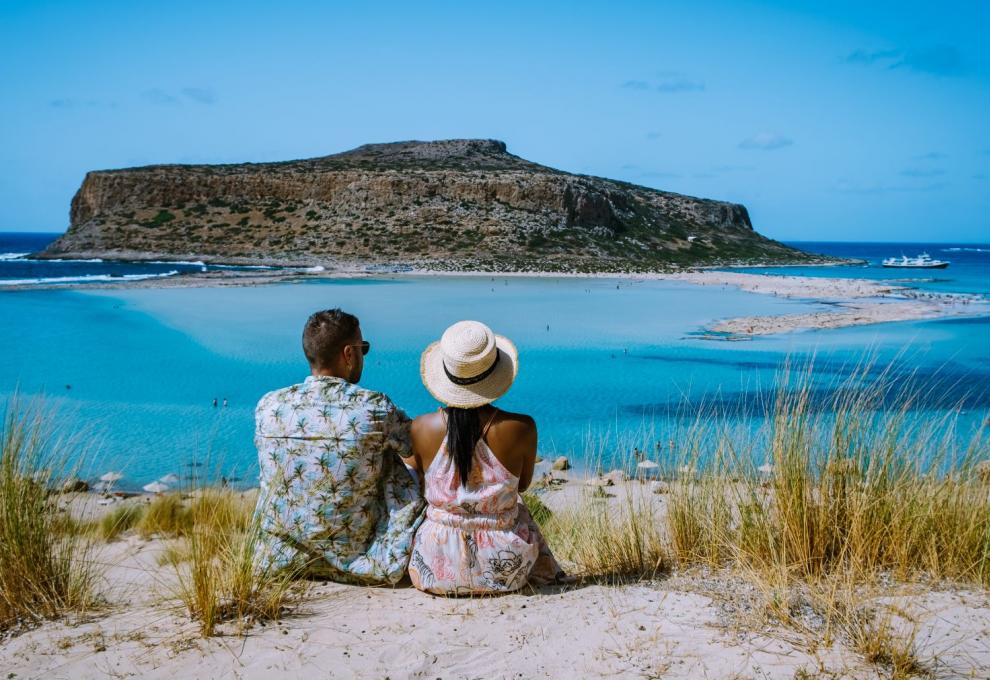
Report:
738,132,793,151
141,88,179,105
833,179,947,194
900,168,945,178
181,87,216,104
913,151,947,161
621,72,704,94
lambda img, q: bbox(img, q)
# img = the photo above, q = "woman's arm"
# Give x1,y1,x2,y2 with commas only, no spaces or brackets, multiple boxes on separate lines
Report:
405,416,427,474
516,416,538,493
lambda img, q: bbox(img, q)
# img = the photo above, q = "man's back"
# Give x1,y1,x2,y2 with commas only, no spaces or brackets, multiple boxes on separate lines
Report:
253,375,424,584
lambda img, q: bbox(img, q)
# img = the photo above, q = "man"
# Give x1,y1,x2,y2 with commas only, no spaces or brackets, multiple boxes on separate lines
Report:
253,308,424,584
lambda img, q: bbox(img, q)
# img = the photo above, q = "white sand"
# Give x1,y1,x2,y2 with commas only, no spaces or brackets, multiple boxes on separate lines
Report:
6,265,986,337
664,271,988,336
3,487,990,678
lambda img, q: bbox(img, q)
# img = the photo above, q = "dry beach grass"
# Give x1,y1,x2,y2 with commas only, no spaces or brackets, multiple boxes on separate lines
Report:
0,403,100,635
2,364,990,677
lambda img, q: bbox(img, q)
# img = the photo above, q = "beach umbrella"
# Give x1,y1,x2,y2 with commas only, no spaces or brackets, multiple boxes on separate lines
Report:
637,460,660,480
158,473,180,484
143,481,170,494
100,471,124,483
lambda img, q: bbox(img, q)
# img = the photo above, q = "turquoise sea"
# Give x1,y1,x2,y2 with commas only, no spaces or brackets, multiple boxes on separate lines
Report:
2,234,989,489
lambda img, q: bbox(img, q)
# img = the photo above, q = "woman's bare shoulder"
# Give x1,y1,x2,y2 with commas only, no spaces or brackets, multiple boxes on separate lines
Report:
492,409,536,440
412,410,445,435
495,408,535,425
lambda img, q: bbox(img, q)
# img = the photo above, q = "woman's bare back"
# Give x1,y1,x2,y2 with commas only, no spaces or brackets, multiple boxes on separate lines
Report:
407,406,538,491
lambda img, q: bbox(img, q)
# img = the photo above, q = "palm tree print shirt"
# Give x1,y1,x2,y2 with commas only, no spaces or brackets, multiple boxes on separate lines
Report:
253,376,424,584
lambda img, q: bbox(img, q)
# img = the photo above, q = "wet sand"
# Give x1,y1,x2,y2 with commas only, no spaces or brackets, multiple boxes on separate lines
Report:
3,264,988,337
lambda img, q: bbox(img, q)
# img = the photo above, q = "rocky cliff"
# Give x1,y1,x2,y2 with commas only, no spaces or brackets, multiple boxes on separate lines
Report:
41,139,815,272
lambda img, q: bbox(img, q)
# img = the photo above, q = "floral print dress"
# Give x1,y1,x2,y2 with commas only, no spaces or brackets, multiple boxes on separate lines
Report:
409,416,562,595
253,376,425,585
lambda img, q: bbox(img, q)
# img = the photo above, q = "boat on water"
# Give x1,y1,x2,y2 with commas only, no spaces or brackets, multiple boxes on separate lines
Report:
881,252,950,269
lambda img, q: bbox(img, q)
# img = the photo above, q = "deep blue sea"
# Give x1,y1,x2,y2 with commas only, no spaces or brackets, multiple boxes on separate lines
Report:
737,241,990,297
0,232,276,286
2,233,989,489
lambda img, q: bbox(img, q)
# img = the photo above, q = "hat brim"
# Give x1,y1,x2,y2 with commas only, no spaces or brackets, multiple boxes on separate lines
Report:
420,335,518,408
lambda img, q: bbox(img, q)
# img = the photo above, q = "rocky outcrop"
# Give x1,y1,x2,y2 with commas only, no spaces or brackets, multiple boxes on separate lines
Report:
41,139,816,271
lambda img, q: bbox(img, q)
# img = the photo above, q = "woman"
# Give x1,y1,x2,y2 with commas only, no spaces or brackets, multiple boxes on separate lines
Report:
404,320,566,595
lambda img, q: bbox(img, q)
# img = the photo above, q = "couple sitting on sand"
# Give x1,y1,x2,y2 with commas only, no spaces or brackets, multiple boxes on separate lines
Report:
252,308,566,594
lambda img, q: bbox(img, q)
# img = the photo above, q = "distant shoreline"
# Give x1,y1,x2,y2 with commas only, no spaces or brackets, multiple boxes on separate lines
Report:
2,258,987,337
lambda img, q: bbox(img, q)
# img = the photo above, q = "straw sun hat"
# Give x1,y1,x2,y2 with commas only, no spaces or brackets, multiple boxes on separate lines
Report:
420,320,518,408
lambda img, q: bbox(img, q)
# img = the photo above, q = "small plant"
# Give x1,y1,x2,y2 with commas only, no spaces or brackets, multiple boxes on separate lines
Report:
0,401,100,632
137,494,188,538
95,504,145,541
143,210,175,227
168,488,299,637
541,487,665,582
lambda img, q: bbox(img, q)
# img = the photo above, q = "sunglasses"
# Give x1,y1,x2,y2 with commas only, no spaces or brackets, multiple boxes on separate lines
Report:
346,341,371,356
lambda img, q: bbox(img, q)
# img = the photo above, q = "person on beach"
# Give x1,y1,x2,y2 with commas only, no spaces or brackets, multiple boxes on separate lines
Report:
252,308,424,584
404,320,566,594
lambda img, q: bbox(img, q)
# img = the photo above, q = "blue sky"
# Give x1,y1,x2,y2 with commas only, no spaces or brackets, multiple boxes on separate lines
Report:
1,0,988,242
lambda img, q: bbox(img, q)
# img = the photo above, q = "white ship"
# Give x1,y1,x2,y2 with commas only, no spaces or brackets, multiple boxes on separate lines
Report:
881,252,949,269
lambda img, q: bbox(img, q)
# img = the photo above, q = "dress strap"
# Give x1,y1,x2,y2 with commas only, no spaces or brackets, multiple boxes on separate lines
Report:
480,409,499,442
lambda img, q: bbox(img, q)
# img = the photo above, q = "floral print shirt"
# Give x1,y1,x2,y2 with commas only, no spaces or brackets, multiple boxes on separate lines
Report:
253,375,424,585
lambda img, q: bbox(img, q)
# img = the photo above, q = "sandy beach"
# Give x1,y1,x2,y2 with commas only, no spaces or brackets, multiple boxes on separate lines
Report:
4,263,987,338
3,482,989,679
662,271,989,336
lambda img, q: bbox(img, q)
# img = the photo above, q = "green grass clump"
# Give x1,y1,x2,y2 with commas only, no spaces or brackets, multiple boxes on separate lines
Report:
662,362,990,584
95,504,145,540
143,210,175,228
522,492,553,525
170,488,299,637
539,488,666,582
0,402,99,632
137,494,189,538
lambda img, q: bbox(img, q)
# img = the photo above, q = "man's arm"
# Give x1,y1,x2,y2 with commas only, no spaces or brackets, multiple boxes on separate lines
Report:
380,396,415,466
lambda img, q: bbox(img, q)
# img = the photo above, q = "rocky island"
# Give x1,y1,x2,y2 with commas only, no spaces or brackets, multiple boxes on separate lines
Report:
40,139,821,272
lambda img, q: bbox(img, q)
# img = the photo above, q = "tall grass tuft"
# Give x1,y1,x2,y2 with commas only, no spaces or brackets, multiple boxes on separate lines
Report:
537,488,666,581
0,402,99,632
662,360,990,584
169,488,299,637
95,503,145,540
137,494,189,538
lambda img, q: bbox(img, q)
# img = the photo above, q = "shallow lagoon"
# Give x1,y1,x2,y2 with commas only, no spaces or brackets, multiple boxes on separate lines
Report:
2,275,989,488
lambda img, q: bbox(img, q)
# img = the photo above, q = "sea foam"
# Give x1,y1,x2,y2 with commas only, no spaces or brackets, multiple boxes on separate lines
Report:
0,270,180,286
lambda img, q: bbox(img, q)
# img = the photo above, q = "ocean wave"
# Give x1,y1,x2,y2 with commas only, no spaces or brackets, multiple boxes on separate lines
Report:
144,259,275,270
208,263,276,270
0,252,29,261
146,259,206,266
942,247,990,253
0,270,180,286
42,257,105,263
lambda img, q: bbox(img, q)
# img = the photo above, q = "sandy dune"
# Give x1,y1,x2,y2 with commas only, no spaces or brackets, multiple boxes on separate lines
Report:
4,486,990,679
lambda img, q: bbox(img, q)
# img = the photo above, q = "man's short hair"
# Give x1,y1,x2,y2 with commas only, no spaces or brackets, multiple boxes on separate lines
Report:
302,309,360,369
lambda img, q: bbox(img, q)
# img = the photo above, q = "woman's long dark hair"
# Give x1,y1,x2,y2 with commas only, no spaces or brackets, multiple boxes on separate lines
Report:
445,407,482,487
